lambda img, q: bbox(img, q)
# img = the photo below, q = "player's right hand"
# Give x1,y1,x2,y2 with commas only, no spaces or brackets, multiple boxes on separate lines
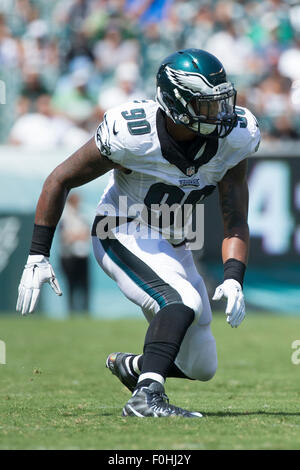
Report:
16,255,62,315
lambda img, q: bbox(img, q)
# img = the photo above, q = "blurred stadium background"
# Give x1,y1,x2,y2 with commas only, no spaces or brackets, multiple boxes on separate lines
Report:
1,0,300,317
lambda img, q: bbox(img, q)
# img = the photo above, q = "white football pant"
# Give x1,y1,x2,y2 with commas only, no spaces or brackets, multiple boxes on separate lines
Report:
92,220,217,381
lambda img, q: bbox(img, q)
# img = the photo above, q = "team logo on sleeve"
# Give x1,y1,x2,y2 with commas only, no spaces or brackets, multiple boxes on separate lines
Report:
96,115,111,156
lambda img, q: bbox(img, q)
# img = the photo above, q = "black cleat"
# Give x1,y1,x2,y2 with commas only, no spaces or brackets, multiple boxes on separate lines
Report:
122,381,203,418
106,352,138,393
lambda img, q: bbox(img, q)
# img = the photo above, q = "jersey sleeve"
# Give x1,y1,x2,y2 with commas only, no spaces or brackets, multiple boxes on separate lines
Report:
226,107,261,158
94,100,157,171
94,108,126,165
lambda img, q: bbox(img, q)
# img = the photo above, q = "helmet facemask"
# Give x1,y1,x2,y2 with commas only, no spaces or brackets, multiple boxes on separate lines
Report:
184,85,237,138
157,81,237,139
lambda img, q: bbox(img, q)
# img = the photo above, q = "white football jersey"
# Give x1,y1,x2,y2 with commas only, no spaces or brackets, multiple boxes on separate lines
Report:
94,99,260,243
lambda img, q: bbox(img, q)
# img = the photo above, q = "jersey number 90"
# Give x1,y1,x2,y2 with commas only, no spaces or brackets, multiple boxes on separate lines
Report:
121,106,151,136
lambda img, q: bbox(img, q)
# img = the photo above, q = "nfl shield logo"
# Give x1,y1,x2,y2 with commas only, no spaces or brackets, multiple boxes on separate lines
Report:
186,166,195,176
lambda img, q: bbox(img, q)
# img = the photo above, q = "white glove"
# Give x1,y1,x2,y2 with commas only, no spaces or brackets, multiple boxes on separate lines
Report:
212,279,245,328
16,255,62,315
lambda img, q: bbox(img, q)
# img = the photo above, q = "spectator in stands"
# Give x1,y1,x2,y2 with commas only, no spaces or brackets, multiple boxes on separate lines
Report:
205,20,256,86
247,67,298,140
51,66,95,126
2,0,300,143
125,0,173,25
278,36,300,82
97,61,145,117
0,14,21,68
93,24,139,77
20,70,48,104
7,0,37,37
139,22,172,96
9,94,90,149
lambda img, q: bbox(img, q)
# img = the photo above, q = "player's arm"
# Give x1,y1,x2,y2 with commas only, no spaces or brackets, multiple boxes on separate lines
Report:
16,137,119,315
219,158,249,265
34,137,120,227
212,159,249,328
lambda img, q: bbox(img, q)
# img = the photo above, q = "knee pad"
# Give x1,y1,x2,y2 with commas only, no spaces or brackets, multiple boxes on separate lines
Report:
175,324,218,381
187,336,217,381
191,355,218,381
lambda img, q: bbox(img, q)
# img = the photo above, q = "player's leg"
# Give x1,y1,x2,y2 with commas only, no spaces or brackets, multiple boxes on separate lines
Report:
92,221,203,417
173,252,218,381
92,233,201,378
119,322,217,383
107,248,217,385
139,263,218,382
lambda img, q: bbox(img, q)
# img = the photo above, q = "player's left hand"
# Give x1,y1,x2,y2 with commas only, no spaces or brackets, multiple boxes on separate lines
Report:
212,279,245,328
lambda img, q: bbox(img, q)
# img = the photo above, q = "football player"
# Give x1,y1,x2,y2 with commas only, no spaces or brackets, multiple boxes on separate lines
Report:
17,49,260,418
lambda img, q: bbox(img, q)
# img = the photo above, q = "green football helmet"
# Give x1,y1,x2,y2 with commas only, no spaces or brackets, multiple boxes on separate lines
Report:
156,48,237,138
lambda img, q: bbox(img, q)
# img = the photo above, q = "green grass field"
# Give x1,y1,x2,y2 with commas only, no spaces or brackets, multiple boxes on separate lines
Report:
0,312,299,450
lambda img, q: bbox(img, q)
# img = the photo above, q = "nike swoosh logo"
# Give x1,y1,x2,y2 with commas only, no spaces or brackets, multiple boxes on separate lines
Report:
113,121,119,135
194,142,206,161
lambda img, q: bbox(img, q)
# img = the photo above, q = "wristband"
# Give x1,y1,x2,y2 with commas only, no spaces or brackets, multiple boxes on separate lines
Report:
29,224,56,257
223,258,246,288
